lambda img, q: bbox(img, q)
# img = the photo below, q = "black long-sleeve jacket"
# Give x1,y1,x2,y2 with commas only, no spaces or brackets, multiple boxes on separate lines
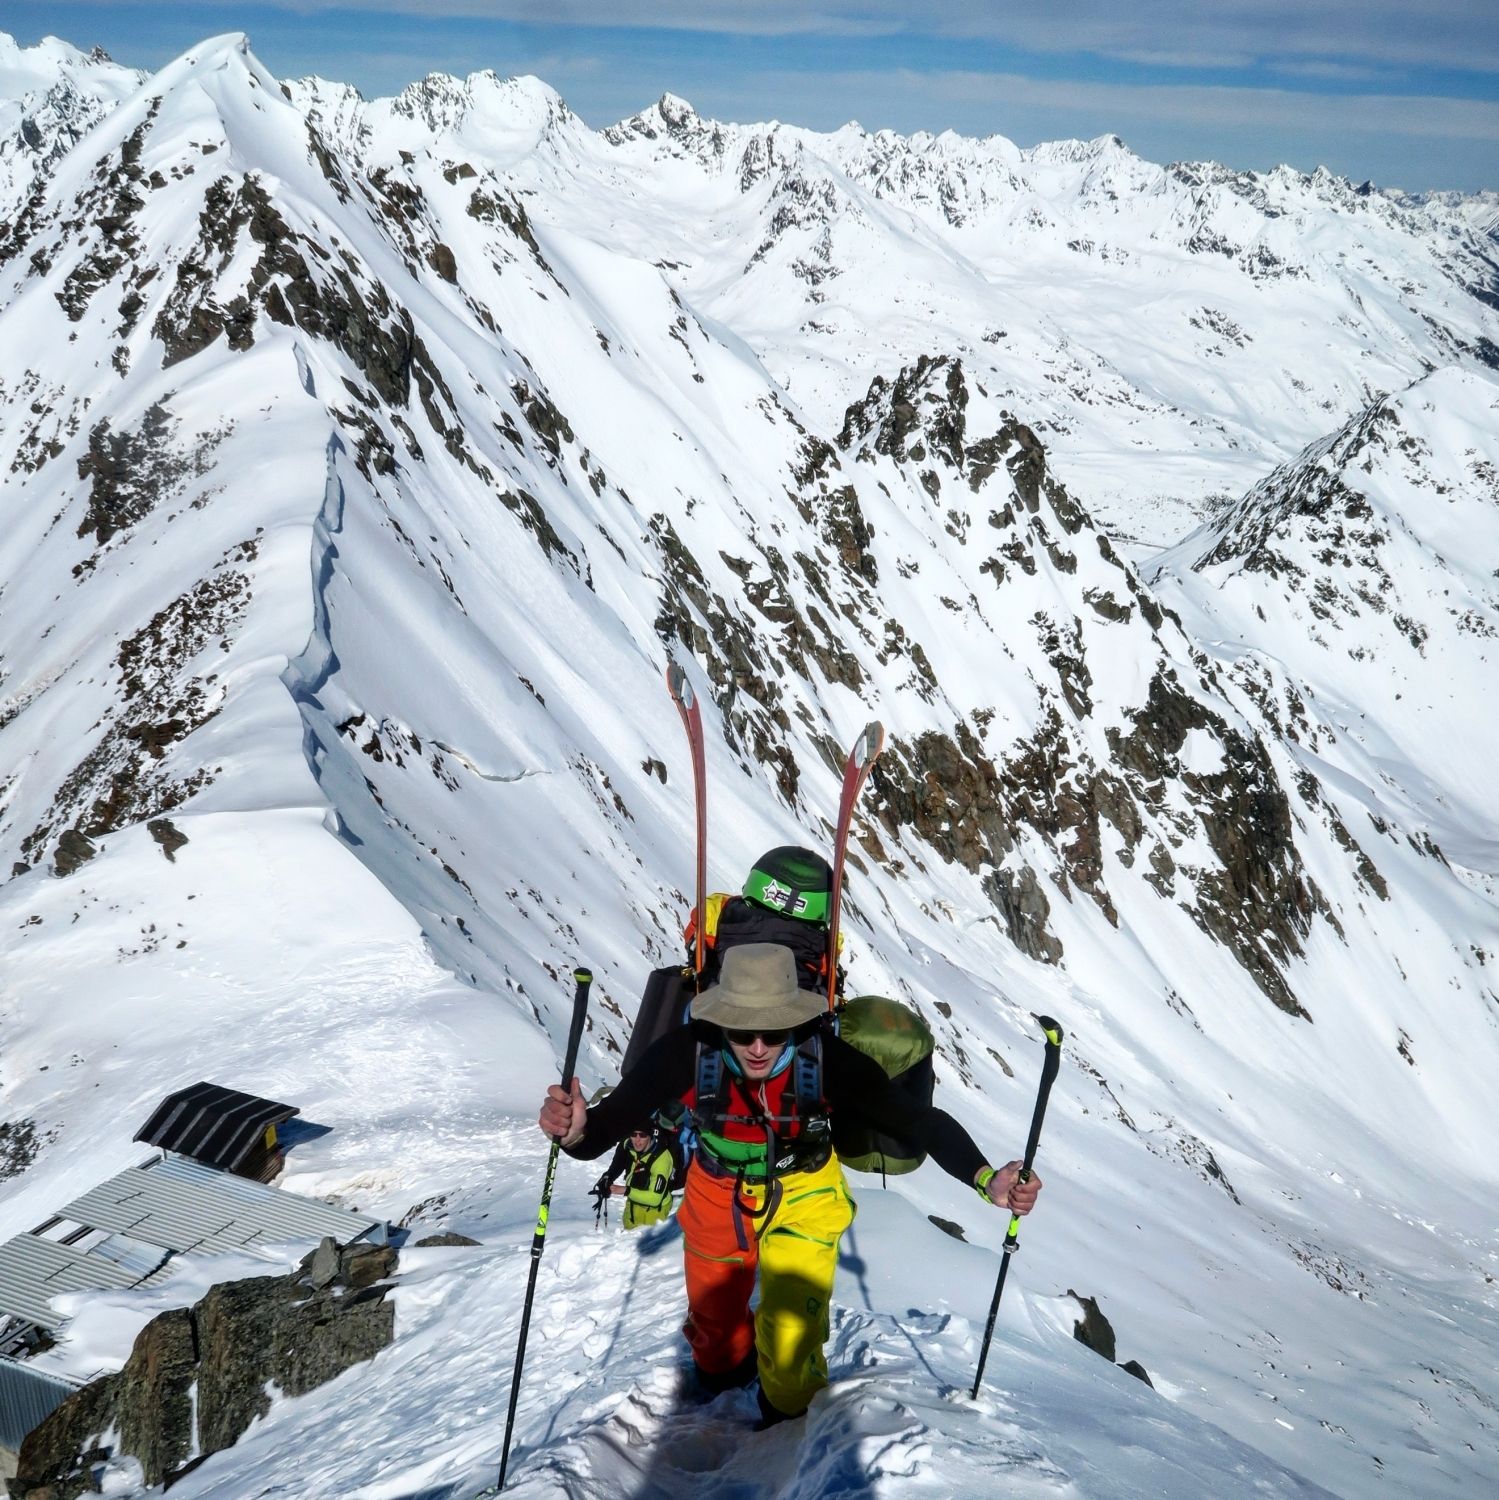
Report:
564,1022,987,1185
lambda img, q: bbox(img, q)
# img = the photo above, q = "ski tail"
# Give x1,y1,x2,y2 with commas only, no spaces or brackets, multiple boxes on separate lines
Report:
826,721,885,1012
666,659,708,983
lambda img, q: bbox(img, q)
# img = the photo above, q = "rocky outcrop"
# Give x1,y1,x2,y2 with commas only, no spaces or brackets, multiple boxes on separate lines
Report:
1066,1290,1153,1388
829,356,1328,1010
11,1238,396,1499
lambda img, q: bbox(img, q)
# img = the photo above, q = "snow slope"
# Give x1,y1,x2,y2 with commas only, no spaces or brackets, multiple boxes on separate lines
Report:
0,31,1496,1499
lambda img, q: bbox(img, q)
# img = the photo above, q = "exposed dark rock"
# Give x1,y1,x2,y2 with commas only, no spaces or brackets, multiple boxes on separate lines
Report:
153,174,416,407
305,1236,341,1290
498,488,580,574
465,186,561,285
1108,670,1321,1017
115,1307,198,1484
838,354,967,468
806,482,878,587
0,1118,46,1180
148,817,189,862
413,1231,481,1247
340,1242,398,1290
52,828,97,877
511,379,575,464
10,1373,116,1499
1067,1290,1117,1361
49,111,156,322
75,401,227,547
13,1239,398,1498
986,864,1065,964
194,1271,394,1455
1120,1358,1154,1387
926,1215,967,1242
873,726,1012,871
21,565,251,872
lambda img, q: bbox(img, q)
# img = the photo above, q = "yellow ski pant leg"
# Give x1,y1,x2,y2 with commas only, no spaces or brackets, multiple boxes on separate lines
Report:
623,1195,674,1230
754,1155,856,1417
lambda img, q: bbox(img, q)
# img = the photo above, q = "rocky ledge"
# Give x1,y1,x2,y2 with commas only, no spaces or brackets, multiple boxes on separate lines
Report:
11,1236,398,1498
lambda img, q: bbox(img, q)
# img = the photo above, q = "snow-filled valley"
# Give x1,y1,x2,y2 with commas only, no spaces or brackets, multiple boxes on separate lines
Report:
0,29,1497,1499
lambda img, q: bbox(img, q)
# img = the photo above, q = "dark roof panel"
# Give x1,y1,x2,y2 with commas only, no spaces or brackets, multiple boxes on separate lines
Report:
135,1083,298,1172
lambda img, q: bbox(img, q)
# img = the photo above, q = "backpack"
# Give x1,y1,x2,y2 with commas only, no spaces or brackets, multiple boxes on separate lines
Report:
693,894,831,992
831,995,936,1177
623,894,831,1076
621,962,695,1077
624,914,934,1180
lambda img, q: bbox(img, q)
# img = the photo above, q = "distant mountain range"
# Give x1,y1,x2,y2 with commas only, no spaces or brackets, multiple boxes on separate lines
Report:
1,30,1497,1499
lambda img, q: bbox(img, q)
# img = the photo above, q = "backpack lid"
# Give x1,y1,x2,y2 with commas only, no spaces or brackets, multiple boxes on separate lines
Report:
743,846,833,924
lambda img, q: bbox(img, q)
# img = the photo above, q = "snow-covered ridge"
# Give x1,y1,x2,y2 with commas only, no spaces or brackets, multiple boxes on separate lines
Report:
0,33,144,221
0,30,1496,1499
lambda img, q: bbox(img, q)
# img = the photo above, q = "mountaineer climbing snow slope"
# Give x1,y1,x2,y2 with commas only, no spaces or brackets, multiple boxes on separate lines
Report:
0,28,1496,1499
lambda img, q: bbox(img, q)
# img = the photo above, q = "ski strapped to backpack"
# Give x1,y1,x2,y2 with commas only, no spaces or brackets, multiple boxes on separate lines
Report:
814,718,942,1181
632,688,933,1182
666,659,708,982
826,721,884,1013
620,660,709,1078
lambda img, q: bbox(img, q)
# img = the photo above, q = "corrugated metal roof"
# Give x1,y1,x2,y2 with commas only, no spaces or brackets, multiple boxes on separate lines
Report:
0,1235,161,1331
134,1082,298,1172
58,1156,384,1259
0,1356,81,1449
0,1157,385,1335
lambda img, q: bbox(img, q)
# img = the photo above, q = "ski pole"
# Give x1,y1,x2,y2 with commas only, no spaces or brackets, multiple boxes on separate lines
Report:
496,968,593,1492
971,1013,1063,1401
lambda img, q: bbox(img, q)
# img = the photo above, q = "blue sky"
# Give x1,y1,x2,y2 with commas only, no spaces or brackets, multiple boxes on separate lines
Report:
6,1,1497,192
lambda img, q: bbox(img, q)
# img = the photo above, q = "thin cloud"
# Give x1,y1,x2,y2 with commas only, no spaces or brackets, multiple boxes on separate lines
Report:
1112,50,1260,71
1269,60,1396,83
147,0,1499,75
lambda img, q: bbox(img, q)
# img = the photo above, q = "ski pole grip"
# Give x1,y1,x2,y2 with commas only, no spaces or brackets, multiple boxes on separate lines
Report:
560,969,593,1089
1021,1015,1063,1172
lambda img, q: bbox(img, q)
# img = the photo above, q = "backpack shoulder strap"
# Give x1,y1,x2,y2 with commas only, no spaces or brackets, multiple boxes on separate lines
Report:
793,1028,823,1113
693,1040,728,1125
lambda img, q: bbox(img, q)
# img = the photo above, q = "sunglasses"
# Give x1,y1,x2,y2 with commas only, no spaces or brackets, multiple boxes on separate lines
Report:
723,1028,791,1047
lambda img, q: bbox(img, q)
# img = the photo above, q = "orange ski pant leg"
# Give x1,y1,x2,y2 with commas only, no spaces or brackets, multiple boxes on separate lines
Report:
754,1155,856,1417
678,1159,759,1375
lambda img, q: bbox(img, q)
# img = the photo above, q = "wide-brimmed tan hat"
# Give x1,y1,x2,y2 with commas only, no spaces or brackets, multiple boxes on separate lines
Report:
691,943,825,1031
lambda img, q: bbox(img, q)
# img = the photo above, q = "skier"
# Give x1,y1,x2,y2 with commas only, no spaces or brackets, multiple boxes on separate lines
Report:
591,1119,682,1229
539,942,1043,1427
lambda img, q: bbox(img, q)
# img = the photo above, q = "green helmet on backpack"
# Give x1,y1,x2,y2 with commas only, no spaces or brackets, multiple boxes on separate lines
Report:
742,846,833,925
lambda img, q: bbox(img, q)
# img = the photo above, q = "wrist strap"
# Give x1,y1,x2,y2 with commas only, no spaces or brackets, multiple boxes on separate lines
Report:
974,1165,997,1203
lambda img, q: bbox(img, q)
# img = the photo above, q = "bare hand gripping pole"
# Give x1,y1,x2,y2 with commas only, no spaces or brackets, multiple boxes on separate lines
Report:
971,1013,1063,1402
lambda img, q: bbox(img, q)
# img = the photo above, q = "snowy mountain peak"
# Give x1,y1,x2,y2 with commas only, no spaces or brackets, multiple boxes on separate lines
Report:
656,90,698,125
1027,131,1134,165
389,68,573,137
0,31,126,90
0,30,146,219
